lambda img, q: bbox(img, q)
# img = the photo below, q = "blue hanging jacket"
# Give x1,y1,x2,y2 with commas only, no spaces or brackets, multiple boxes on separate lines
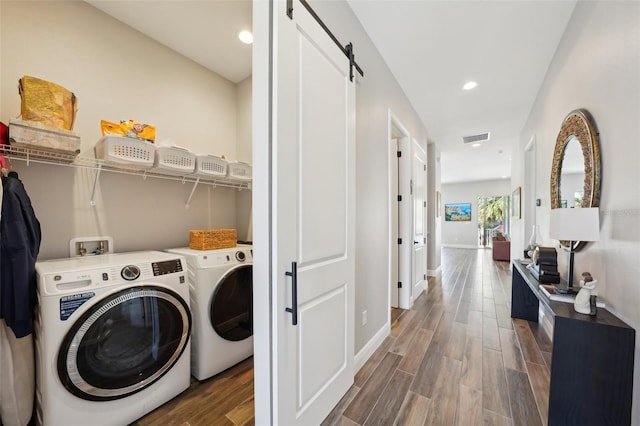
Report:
0,171,41,338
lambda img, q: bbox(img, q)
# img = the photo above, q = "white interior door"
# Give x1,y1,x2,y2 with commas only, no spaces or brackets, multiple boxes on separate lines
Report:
390,138,400,308
412,140,427,299
267,1,356,424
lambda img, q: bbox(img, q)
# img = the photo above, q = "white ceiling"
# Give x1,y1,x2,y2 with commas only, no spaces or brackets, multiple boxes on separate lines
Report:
86,0,577,184
86,0,253,84
347,0,577,184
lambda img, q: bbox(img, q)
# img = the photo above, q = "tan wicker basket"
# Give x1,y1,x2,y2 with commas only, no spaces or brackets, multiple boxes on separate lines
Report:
189,229,237,250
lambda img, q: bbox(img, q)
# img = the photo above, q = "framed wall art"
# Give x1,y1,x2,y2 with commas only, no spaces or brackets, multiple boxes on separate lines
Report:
512,187,521,219
445,203,471,221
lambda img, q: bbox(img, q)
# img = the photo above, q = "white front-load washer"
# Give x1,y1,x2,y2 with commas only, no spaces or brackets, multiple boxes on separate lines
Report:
165,245,252,381
34,251,192,426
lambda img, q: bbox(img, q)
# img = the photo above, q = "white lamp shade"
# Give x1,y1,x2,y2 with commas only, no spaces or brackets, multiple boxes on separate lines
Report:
549,207,600,242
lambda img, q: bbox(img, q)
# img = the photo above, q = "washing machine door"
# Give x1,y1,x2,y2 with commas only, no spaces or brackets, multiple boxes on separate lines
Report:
211,263,253,341
57,285,191,401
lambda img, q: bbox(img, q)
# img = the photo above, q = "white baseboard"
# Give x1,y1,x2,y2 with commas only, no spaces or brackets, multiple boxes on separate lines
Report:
354,322,390,373
427,265,442,277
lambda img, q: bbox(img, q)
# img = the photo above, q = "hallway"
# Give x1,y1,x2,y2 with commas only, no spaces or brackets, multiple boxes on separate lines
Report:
135,247,551,425
323,247,550,425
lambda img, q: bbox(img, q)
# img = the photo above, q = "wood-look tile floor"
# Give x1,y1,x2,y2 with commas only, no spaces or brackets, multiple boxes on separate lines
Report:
133,247,552,426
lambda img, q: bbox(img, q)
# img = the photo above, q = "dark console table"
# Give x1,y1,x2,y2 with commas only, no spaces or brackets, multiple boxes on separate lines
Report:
511,260,635,426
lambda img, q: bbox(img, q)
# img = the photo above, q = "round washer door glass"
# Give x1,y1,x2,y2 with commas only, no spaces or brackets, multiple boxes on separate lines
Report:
58,286,191,401
211,264,253,341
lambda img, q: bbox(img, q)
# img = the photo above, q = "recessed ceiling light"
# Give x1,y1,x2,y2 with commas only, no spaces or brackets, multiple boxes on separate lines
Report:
463,81,478,90
471,143,481,148
238,30,253,44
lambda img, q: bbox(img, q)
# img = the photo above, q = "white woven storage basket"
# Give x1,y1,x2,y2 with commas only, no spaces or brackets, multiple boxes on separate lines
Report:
154,146,196,175
94,135,155,168
226,161,252,182
193,154,228,178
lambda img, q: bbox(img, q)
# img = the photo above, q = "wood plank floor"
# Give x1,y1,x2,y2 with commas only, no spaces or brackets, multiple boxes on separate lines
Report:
133,247,552,425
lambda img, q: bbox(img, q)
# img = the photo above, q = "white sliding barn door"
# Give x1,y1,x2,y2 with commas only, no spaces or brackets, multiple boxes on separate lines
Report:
258,1,356,424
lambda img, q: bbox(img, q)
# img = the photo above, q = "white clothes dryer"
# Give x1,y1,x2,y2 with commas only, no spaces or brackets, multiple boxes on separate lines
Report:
165,245,252,381
34,251,192,426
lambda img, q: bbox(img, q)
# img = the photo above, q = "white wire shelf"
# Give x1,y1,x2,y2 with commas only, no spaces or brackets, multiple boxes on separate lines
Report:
3,145,251,207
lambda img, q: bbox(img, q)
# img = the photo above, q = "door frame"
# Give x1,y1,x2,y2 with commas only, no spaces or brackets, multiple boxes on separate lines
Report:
252,0,273,423
388,110,412,311
411,139,427,300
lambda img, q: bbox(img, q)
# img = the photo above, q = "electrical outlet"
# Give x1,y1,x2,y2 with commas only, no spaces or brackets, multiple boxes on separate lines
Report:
362,310,367,326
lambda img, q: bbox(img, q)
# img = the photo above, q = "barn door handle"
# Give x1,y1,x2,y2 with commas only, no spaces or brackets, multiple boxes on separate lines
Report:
285,261,298,326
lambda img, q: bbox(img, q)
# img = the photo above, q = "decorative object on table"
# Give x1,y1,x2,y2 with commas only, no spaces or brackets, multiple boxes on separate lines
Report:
511,186,521,219
528,246,560,283
549,207,600,287
526,224,542,259
444,203,471,221
574,272,598,315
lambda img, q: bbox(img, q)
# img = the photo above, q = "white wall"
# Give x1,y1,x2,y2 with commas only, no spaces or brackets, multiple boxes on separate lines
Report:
0,1,251,259
513,1,640,421
1,0,436,364
441,179,511,248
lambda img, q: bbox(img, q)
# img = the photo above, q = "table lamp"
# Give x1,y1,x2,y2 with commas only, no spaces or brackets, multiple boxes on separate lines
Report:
549,207,600,287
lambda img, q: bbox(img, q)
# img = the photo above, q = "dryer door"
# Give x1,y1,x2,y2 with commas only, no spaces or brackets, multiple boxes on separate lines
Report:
58,286,191,401
210,264,253,341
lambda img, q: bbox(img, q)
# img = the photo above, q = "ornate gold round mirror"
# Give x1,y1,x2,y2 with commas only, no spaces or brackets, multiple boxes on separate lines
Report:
550,109,601,251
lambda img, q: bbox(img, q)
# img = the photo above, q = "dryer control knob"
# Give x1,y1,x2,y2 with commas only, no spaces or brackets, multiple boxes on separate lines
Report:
235,251,246,262
121,265,141,281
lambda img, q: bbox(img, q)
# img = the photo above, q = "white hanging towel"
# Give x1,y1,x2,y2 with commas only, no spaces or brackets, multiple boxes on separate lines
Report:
0,321,34,426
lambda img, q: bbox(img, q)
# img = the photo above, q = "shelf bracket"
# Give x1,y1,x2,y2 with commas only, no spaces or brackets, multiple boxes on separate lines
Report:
185,176,201,209
90,163,103,206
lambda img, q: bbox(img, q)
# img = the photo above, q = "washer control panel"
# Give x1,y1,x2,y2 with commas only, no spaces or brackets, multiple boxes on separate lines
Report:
152,259,184,276
121,265,141,281
195,248,252,268
38,254,187,296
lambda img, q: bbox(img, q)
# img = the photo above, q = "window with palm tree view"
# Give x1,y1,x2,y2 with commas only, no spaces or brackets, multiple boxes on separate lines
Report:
477,195,510,247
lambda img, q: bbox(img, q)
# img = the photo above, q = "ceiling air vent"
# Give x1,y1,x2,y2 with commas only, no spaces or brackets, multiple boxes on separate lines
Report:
462,132,490,144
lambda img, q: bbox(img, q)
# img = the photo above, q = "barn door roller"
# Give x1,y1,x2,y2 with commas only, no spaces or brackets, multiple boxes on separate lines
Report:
287,0,364,82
